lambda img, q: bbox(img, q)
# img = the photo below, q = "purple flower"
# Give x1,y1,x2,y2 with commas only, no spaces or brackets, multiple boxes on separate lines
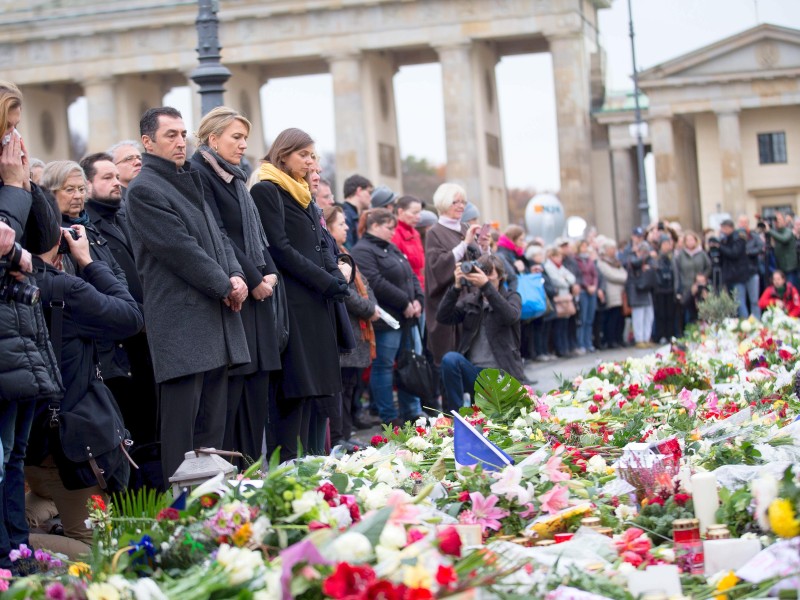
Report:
9,543,32,561
44,582,67,600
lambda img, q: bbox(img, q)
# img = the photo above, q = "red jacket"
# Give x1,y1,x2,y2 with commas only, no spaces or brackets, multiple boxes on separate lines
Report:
392,220,425,290
758,282,800,317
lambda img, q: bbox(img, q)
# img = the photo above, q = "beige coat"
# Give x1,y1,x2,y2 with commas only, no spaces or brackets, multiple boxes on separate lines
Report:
597,256,628,308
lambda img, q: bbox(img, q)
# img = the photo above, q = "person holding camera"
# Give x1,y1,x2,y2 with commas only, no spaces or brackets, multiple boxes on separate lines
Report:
26,204,142,558
715,219,750,318
758,269,800,317
675,231,711,326
351,208,425,426
437,255,524,412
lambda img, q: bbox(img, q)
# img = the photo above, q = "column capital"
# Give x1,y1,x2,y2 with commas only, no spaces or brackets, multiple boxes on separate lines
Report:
325,51,363,66
432,41,472,57
81,75,115,87
712,100,741,116
646,104,673,121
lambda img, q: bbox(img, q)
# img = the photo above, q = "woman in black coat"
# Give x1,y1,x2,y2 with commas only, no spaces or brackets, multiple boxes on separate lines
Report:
190,107,281,462
250,128,348,462
351,209,425,426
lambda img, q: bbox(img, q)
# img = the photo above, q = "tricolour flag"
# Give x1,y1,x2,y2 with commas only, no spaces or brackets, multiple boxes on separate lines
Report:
451,410,514,471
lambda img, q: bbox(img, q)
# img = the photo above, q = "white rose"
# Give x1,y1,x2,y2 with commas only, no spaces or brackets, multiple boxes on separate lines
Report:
130,578,168,600
586,454,608,475
329,504,353,529
291,491,323,517
512,417,527,429
614,504,638,521
86,583,121,600
330,531,374,563
379,523,408,549
406,436,432,451
358,483,393,511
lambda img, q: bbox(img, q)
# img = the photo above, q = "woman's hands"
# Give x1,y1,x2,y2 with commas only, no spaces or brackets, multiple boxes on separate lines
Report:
251,274,278,301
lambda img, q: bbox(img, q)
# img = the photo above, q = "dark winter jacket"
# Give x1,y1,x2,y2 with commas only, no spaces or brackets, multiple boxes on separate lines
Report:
126,153,250,383
351,233,424,332
343,201,360,250
625,255,655,307
0,182,63,403
767,226,798,273
251,179,345,399
190,152,282,374
436,282,525,381
718,229,750,286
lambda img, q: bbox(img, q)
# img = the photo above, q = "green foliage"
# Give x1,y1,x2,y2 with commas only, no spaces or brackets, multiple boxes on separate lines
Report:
698,288,739,324
473,369,532,423
112,487,171,520
607,411,646,448
717,486,756,537
631,497,695,544
697,439,762,470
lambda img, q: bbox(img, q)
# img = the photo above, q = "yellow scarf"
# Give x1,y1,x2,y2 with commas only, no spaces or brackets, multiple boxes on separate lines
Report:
258,162,312,209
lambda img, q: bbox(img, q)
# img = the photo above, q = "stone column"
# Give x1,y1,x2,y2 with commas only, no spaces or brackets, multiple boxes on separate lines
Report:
83,77,118,152
436,42,482,208
328,53,370,182
611,146,637,242
548,34,594,222
115,75,170,146
225,65,266,165
715,107,746,217
649,112,679,221
18,85,72,163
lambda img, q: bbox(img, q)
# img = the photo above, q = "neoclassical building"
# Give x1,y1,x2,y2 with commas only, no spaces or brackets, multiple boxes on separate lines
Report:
594,23,800,239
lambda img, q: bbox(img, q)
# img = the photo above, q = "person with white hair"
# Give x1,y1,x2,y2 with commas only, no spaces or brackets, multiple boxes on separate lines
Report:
107,139,143,198
596,240,628,348
423,183,489,367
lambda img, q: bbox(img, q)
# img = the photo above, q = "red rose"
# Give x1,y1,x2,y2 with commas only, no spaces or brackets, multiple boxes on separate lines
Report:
437,526,462,557
435,564,458,588
647,496,665,507
371,435,388,446
673,493,690,506
457,491,470,503
588,404,599,414
404,586,434,600
415,426,427,435
322,563,376,598
317,482,339,503
156,507,180,521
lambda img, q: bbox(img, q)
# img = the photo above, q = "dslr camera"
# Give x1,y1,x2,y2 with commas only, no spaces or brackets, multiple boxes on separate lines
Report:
58,227,79,255
0,242,40,305
459,243,483,286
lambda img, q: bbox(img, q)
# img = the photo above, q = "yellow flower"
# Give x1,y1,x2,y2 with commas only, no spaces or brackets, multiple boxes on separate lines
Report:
714,570,739,600
86,582,120,600
68,562,91,577
402,562,433,589
232,522,253,547
768,498,800,538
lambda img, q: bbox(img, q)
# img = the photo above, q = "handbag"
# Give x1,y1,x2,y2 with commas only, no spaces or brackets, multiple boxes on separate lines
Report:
394,323,437,401
517,272,548,320
553,293,577,318
40,274,134,493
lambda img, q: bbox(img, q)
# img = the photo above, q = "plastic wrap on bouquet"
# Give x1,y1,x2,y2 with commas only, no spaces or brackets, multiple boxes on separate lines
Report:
615,443,679,502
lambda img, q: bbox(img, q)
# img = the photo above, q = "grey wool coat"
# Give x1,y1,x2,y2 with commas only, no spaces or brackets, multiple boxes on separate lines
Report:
125,154,250,383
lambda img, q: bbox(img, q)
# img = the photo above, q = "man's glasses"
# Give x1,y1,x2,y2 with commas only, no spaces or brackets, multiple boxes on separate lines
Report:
115,154,142,165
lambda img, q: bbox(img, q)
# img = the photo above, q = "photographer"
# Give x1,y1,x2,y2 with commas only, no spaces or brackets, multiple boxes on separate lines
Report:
437,255,523,412
26,211,142,558
1,80,63,573
715,219,750,317
758,269,800,317
764,212,799,290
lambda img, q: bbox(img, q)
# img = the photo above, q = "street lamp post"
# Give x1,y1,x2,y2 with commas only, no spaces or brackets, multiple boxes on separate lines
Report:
190,0,231,116
628,0,650,228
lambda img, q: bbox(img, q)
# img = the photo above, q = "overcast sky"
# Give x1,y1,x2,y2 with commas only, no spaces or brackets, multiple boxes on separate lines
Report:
81,0,800,193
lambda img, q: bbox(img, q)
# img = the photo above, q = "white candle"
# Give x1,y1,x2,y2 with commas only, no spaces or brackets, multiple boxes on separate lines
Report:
691,472,719,535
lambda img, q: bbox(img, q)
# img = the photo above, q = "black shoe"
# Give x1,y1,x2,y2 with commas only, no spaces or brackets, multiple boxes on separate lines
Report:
386,417,406,429
353,416,376,430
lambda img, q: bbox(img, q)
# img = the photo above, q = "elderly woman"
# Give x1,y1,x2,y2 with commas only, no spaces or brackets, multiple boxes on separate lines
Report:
351,209,424,426
251,128,348,462
544,246,576,357
596,240,628,348
189,107,281,462
423,183,486,367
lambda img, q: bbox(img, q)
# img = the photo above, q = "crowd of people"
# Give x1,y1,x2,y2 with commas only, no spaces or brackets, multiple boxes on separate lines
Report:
2,78,800,569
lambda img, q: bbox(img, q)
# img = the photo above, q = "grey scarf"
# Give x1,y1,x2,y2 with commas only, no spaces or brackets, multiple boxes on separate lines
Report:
199,146,268,269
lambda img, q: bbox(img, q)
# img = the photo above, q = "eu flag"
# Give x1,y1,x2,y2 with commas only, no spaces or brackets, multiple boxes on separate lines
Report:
452,410,514,471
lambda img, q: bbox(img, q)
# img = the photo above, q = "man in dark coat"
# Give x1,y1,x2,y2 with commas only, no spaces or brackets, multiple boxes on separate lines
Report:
126,107,250,484
82,153,159,461
436,255,524,412
341,174,372,249
717,219,750,318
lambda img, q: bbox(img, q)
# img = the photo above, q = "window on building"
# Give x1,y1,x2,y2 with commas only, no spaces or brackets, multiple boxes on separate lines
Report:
757,132,787,164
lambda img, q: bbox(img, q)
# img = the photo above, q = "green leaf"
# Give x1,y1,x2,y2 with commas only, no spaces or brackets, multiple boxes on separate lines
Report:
330,473,349,494
473,369,531,422
349,506,393,547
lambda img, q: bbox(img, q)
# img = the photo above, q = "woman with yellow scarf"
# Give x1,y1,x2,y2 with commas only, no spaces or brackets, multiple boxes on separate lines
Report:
251,128,349,462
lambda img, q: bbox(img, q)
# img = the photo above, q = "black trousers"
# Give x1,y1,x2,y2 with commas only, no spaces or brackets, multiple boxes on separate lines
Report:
266,381,311,463
653,292,677,342
223,370,270,464
158,365,228,487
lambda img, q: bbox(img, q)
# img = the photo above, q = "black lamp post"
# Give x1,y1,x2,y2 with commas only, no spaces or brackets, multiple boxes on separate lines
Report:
190,0,231,116
628,0,650,227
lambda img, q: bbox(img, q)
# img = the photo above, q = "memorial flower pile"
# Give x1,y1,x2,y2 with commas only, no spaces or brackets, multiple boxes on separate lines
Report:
8,306,800,598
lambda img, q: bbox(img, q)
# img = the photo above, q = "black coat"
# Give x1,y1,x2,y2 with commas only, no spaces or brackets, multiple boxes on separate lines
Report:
436,282,525,381
190,152,281,374
250,180,344,399
719,229,750,285
351,233,424,331
0,182,63,403
63,210,132,380
126,154,250,383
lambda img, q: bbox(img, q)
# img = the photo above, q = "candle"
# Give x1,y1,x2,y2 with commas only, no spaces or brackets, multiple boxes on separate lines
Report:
690,472,719,535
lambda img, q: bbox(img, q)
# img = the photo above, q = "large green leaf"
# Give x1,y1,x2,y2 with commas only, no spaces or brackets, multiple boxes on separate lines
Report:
473,369,531,422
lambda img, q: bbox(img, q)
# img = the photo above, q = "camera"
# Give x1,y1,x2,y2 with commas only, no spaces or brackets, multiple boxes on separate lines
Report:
459,243,482,286
0,242,40,306
58,227,79,255
461,260,479,274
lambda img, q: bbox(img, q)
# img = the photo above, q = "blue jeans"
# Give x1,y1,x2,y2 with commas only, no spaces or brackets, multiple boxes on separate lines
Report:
578,291,597,350
370,328,422,423
552,318,570,356
440,352,483,413
731,282,748,318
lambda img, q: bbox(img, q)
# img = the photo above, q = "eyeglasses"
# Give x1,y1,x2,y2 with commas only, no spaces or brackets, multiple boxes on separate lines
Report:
59,186,86,196
452,199,467,206
115,154,142,165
